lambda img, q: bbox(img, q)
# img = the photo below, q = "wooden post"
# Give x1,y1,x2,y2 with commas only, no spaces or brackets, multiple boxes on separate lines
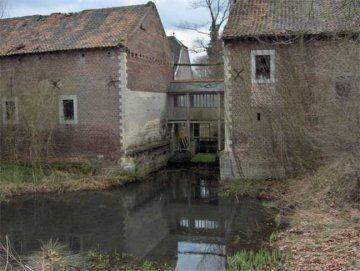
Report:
218,92,222,151
186,94,191,151
171,123,176,153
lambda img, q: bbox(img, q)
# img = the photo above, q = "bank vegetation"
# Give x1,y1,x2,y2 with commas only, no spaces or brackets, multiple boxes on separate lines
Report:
0,162,138,201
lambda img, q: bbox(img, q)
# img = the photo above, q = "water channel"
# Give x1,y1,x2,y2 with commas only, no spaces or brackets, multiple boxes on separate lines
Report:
0,166,276,270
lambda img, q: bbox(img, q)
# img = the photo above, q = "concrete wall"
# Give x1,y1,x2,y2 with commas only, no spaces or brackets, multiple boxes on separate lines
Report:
120,53,168,150
0,48,122,164
174,46,193,80
221,37,360,180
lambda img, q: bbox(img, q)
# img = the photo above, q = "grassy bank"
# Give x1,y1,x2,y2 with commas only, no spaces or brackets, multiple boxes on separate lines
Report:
0,238,173,271
227,249,282,271
222,159,360,271
0,162,138,200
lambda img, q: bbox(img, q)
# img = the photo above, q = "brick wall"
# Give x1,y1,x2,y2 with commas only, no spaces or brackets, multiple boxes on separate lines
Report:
221,37,360,180
0,48,123,164
0,4,176,168
126,4,173,93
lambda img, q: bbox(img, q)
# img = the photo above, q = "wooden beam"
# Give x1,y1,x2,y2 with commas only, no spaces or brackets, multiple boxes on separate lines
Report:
174,63,224,67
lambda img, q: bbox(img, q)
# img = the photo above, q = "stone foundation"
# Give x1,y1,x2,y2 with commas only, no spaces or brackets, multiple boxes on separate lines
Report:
219,150,241,180
121,141,170,176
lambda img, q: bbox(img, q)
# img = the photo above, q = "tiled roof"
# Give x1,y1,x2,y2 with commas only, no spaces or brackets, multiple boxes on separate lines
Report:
0,2,154,56
223,0,360,39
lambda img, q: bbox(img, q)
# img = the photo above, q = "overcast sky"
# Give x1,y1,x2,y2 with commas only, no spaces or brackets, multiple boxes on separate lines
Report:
4,0,211,59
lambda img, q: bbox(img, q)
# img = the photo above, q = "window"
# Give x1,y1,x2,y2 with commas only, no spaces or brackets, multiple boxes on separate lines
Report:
251,50,275,84
193,124,200,138
174,95,188,107
2,97,18,124
335,76,353,98
257,113,261,121
59,95,78,124
191,94,217,108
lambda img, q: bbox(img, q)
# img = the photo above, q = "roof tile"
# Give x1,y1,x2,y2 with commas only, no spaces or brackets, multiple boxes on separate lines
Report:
0,2,153,56
223,0,360,39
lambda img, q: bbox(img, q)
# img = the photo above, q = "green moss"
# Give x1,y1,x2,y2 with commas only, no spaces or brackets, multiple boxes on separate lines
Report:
191,153,217,164
260,200,277,209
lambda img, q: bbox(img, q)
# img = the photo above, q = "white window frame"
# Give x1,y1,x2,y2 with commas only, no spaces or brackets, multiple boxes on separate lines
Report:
2,97,19,125
59,95,78,125
251,50,276,84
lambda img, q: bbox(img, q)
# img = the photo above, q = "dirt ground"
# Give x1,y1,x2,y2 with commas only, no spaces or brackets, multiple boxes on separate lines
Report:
274,177,360,271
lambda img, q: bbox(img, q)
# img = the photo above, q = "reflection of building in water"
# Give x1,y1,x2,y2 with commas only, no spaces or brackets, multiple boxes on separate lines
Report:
146,174,230,271
0,170,272,271
0,180,170,256
199,180,210,199
179,218,219,231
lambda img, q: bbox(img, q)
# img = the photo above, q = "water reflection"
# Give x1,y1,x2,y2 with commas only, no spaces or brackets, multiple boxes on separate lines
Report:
176,242,226,271
0,167,275,270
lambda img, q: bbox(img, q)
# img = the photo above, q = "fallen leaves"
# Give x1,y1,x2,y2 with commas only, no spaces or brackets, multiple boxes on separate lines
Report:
275,207,359,271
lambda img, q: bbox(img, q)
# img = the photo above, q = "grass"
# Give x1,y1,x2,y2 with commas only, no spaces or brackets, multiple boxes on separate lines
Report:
28,239,84,270
0,162,139,200
219,178,286,200
220,158,360,270
0,238,173,271
191,153,217,164
260,200,277,209
227,249,282,271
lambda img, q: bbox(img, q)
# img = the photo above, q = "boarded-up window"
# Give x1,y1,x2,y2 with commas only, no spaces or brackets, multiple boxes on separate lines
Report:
5,101,16,121
335,77,353,98
191,94,217,108
200,124,211,138
2,97,18,124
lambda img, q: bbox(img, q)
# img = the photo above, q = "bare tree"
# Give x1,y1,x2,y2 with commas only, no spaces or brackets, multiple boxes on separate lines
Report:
178,0,230,77
0,0,6,18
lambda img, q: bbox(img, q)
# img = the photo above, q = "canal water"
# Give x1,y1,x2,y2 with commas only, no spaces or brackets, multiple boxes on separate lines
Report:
0,167,276,270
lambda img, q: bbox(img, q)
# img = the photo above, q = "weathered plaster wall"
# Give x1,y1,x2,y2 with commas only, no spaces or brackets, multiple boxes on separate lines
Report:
119,52,168,151
0,48,122,164
221,37,360,180
174,47,193,80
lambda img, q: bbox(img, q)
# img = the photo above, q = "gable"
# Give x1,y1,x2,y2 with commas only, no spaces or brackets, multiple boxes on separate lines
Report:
0,2,153,56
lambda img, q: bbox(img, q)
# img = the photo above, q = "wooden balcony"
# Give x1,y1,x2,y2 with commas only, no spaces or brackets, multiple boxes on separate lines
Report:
167,80,224,123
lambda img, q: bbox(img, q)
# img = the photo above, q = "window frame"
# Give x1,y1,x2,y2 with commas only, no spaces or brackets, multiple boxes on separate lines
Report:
251,50,276,84
191,94,218,108
174,94,188,108
59,95,78,125
2,97,19,125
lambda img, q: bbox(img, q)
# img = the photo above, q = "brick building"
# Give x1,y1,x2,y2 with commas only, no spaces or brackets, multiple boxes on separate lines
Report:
221,0,360,180
0,2,191,173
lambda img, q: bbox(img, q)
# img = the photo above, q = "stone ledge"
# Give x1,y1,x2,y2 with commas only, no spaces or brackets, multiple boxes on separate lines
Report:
126,140,170,156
